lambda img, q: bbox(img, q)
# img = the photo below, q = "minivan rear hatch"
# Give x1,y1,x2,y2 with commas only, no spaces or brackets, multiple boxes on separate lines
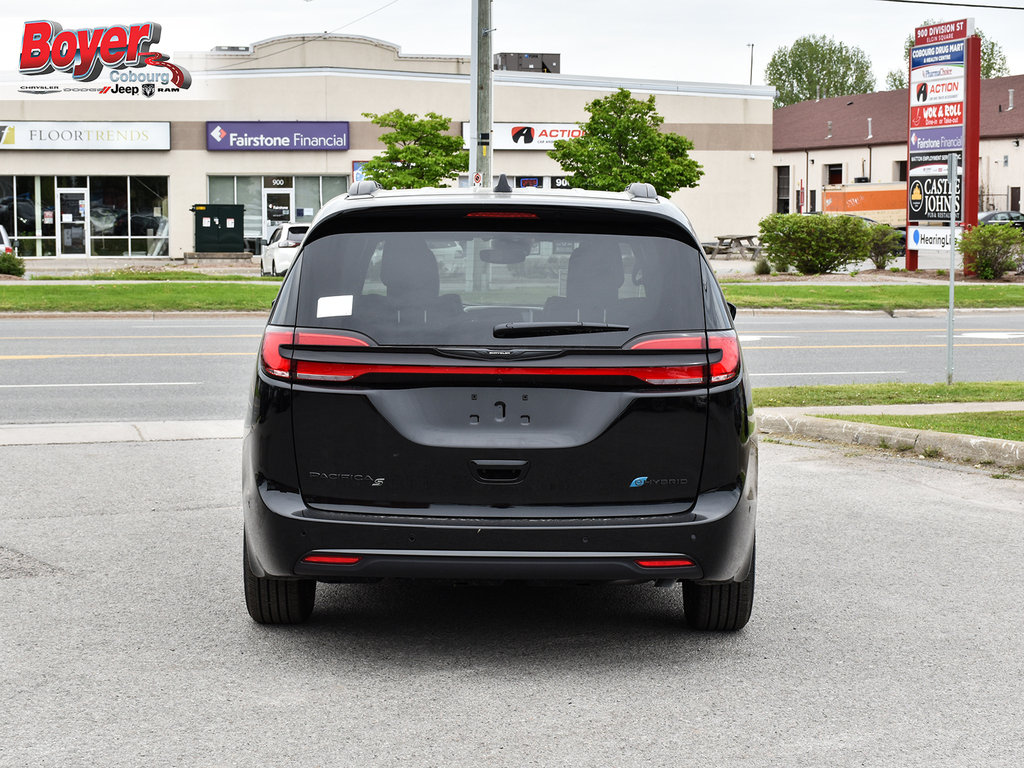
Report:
281,204,717,517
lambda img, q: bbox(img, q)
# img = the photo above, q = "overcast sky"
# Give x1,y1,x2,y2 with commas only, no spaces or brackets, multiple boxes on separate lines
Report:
3,0,1023,89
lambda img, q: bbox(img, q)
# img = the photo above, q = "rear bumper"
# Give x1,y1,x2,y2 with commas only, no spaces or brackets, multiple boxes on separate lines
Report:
243,456,757,584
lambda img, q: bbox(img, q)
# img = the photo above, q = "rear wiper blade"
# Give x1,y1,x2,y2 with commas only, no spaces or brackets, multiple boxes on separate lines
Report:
493,321,629,339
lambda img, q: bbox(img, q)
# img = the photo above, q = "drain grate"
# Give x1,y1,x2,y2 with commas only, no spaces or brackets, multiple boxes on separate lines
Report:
0,546,60,579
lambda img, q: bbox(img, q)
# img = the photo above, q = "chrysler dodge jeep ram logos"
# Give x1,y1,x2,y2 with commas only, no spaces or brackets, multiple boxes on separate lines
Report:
19,20,192,94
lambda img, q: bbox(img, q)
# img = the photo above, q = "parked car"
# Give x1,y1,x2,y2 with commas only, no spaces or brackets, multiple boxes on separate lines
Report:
260,223,309,276
242,177,757,630
0,225,16,256
837,214,907,249
977,210,1024,230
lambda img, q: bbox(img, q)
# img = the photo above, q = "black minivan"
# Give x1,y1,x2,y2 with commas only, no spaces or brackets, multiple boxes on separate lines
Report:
243,179,757,630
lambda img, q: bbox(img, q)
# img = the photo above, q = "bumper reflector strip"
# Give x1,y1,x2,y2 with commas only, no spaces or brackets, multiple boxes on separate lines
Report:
302,554,362,565
634,558,696,568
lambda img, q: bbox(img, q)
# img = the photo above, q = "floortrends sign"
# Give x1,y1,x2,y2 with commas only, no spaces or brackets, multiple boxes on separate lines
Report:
19,20,191,90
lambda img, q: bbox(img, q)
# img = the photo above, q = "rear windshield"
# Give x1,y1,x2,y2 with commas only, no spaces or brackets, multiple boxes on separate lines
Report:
295,229,705,346
286,226,309,238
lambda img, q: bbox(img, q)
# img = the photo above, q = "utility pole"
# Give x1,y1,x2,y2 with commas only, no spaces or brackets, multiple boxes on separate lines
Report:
747,43,754,85
469,0,492,187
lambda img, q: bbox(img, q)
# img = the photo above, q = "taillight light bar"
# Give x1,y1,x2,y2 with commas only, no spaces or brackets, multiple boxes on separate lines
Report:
260,327,740,387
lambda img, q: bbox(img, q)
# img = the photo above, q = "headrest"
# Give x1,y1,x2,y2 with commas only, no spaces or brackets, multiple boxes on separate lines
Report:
380,235,440,300
566,239,624,302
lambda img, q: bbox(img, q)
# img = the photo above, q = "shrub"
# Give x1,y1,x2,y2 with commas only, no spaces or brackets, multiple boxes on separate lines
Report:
0,253,26,277
753,257,771,275
867,223,904,269
957,223,1024,280
758,213,870,274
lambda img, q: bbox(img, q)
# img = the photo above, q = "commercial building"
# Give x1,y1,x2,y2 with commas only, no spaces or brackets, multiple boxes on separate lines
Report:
0,34,773,261
772,74,1024,220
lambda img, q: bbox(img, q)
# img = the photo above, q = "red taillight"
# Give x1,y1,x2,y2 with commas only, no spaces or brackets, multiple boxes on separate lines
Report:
708,330,741,384
626,331,741,386
260,327,293,380
626,333,706,351
295,332,370,348
261,328,371,382
301,554,361,565
635,558,696,568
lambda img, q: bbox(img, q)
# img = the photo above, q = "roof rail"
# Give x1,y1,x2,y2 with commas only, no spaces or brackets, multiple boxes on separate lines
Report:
347,180,383,198
625,182,658,201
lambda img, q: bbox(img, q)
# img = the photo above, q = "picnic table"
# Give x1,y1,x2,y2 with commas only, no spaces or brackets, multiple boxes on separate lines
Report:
708,234,761,259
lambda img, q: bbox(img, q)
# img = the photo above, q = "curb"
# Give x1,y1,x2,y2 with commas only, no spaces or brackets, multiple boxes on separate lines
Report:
756,412,1024,469
0,420,242,447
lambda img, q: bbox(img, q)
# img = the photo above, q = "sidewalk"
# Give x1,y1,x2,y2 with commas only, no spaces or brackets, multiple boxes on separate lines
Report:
756,401,1024,468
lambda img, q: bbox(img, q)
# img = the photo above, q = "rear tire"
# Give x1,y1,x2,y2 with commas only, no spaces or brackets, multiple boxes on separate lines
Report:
243,538,315,624
682,543,754,631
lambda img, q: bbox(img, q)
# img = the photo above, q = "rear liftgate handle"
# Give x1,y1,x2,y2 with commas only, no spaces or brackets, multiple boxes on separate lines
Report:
469,459,530,484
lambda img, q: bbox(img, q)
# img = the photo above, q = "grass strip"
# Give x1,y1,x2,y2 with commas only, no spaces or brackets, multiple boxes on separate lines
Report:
722,283,1024,310
32,269,279,282
818,411,1024,443
0,283,281,313
753,381,1024,408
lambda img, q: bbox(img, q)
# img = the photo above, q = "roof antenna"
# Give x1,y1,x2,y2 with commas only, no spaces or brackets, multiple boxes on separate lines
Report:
494,173,513,193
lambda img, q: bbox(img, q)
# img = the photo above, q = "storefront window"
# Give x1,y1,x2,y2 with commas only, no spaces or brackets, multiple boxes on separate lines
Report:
209,177,235,204
235,176,262,237
321,176,348,203
92,238,129,256
38,177,55,238
0,176,14,235
90,176,128,237
295,177,320,223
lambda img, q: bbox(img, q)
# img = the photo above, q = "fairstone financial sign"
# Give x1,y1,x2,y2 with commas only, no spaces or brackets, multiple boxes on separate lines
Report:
0,121,169,150
207,122,350,151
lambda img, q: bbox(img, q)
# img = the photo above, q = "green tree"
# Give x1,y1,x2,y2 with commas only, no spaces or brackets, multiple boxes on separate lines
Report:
546,88,703,196
765,35,875,108
885,22,1009,90
359,109,468,189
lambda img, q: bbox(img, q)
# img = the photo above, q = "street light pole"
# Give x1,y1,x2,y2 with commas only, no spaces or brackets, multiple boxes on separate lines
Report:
747,43,754,85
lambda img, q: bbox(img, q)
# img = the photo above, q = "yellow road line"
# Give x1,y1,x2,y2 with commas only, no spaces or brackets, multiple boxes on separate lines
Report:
0,334,260,340
744,343,1024,349
0,352,254,360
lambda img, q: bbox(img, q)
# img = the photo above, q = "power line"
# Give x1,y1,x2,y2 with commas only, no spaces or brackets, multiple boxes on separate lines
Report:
210,0,405,72
875,0,1024,9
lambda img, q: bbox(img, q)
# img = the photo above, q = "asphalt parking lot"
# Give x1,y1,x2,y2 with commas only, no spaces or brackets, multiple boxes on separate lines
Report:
2,435,1022,767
